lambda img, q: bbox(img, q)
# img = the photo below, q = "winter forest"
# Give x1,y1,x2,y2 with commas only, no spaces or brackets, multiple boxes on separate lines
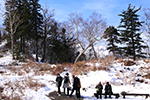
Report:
0,0,150,100
0,0,149,63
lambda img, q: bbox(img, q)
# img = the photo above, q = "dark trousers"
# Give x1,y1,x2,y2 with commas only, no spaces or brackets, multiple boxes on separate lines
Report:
64,88,69,95
70,87,80,98
58,86,61,94
105,91,111,98
95,91,102,99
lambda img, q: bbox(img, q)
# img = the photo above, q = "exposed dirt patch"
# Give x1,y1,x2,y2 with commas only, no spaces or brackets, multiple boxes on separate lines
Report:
47,91,83,100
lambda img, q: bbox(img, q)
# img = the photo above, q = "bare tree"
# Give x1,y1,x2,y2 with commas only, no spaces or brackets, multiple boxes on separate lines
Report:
142,8,150,58
41,5,54,62
82,12,107,59
4,2,23,59
142,8,150,37
64,12,107,63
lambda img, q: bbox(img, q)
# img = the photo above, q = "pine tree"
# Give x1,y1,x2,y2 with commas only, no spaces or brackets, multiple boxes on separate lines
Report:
48,22,76,63
118,4,146,59
16,0,33,55
104,26,121,56
29,0,43,61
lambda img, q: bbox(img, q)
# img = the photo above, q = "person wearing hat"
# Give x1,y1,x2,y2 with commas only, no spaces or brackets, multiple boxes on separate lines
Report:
56,73,63,96
95,82,103,99
104,82,112,98
63,73,71,96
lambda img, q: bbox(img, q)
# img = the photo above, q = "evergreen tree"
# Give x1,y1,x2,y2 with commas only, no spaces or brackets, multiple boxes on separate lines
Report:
118,4,146,59
29,0,43,61
48,22,76,63
15,0,33,55
104,26,121,56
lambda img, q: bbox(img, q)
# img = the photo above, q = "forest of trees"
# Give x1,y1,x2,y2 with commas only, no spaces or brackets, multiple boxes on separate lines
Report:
0,0,150,64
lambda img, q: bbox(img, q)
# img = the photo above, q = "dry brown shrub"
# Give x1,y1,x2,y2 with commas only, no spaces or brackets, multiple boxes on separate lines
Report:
75,61,86,68
51,64,65,75
91,66,97,71
100,56,115,68
89,59,100,63
139,66,144,70
61,63,74,69
121,63,124,66
24,77,46,91
7,67,18,72
144,73,150,79
72,64,90,75
124,60,135,66
143,59,149,63
18,71,25,76
41,62,53,71
115,73,120,77
97,66,103,70
103,56,115,63
101,62,106,66
117,58,123,63
0,71,5,74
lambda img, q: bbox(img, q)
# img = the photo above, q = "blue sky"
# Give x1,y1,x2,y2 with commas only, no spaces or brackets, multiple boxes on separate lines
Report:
0,0,150,27
39,0,150,27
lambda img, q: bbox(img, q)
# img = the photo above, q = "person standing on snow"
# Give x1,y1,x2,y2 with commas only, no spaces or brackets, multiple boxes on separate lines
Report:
56,73,63,96
69,75,81,99
95,82,103,99
104,82,112,98
63,73,71,96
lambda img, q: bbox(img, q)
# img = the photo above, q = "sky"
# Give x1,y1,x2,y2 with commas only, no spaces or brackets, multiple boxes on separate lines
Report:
0,0,150,27
39,0,150,27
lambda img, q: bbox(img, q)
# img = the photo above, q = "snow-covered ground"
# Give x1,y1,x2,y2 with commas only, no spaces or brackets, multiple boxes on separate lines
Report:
0,47,150,99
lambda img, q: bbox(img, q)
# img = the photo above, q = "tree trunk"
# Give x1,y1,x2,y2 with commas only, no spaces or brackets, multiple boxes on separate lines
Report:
41,35,46,62
74,43,92,63
91,44,97,59
11,35,15,59
36,39,39,62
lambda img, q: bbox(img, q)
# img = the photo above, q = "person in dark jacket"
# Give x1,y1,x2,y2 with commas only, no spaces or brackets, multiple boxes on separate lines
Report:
95,82,103,99
104,82,112,98
69,75,81,99
56,73,63,96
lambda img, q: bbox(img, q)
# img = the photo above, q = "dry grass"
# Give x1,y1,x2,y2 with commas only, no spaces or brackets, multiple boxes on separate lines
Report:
124,59,135,66
117,58,123,63
17,56,116,76
1,77,46,100
143,59,149,63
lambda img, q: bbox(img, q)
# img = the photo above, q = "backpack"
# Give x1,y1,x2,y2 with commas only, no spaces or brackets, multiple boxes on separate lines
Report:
74,77,80,88
56,76,62,87
64,76,69,83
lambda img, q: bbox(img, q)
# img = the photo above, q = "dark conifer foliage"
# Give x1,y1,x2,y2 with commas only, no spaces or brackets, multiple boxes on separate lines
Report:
29,0,43,61
118,4,146,59
104,26,121,56
48,23,76,63
16,0,33,55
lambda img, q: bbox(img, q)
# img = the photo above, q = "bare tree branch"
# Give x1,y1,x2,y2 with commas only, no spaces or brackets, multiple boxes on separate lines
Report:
64,12,107,63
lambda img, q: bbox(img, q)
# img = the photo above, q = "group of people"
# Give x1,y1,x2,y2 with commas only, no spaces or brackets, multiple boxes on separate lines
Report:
95,82,112,99
55,73,81,99
56,73,112,99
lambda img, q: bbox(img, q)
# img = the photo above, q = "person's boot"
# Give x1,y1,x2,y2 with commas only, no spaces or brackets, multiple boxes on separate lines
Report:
64,88,66,95
67,88,69,96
